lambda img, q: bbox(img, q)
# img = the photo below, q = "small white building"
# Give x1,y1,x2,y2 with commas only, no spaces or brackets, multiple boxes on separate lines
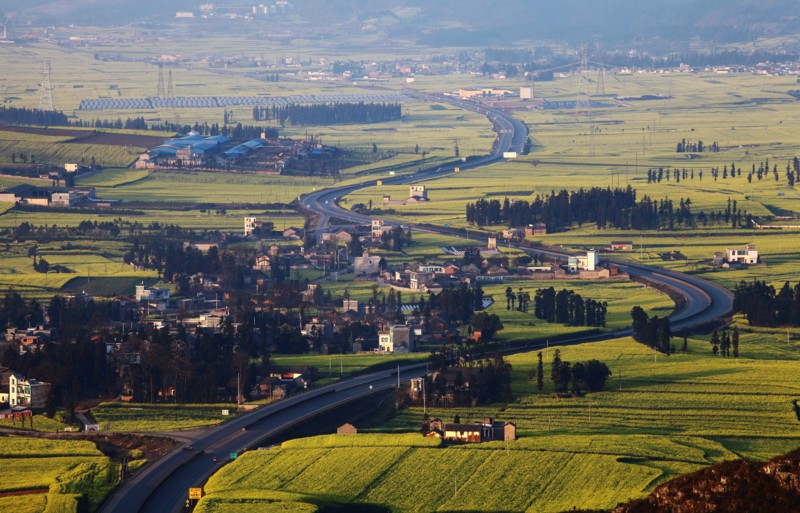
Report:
726,245,758,265
244,217,258,236
378,325,415,353
572,249,598,272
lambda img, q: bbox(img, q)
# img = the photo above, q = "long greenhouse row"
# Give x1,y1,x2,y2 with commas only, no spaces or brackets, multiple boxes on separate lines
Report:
78,93,414,111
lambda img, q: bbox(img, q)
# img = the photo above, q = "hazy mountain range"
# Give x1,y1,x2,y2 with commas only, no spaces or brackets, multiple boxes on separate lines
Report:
2,0,799,49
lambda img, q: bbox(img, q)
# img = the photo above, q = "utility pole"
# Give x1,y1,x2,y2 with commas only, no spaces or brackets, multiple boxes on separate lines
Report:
422,378,426,416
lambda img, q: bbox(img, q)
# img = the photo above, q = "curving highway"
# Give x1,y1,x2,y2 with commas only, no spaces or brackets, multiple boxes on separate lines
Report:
301,94,733,335
102,93,733,513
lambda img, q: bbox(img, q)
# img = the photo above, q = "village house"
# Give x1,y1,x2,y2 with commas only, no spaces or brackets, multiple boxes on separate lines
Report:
243,217,274,237
568,250,598,273
321,229,353,244
426,417,516,443
0,368,51,409
371,219,393,238
525,223,547,236
353,252,383,275
4,326,54,353
409,271,433,290
610,241,634,251
282,227,304,240
378,324,415,353
409,185,428,201
726,245,758,265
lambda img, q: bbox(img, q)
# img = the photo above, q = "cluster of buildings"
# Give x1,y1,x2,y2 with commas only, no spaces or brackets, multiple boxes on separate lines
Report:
0,184,97,207
423,417,516,443
136,131,336,174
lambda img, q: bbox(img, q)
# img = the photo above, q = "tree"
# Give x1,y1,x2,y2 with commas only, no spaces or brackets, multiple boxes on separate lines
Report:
536,351,544,391
571,361,586,394
551,349,562,391
583,360,612,392
469,312,503,340
710,330,720,355
732,327,740,357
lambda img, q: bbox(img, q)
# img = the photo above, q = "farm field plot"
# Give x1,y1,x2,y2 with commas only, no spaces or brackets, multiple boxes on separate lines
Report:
0,436,118,513
196,433,702,513
0,128,144,168
0,202,304,232
0,238,156,298
477,280,674,343
91,402,241,432
0,496,47,513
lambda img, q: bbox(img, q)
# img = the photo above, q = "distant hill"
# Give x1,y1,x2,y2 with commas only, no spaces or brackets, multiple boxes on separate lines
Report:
2,0,800,49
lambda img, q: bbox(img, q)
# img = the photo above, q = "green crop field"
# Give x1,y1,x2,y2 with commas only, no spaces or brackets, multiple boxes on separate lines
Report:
91,402,242,432
0,238,156,299
0,436,118,513
0,496,47,513
197,328,800,512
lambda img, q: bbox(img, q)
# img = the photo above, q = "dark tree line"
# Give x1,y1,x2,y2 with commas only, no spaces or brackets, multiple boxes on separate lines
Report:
423,354,513,406
380,226,411,252
676,139,719,153
549,349,612,395
533,287,607,327
0,106,70,126
630,306,672,354
253,102,402,126
465,186,694,231
648,158,800,186
709,328,739,357
0,106,279,141
733,280,800,327
426,283,484,324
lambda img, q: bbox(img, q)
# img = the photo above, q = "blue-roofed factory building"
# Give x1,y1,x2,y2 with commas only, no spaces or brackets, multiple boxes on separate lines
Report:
136,131,339,176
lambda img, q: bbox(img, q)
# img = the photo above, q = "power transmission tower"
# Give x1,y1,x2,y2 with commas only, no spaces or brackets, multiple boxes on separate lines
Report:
574,44,591,117
596,67,606,96
156,64,165,98
39,59,54,111
167,69,174,98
